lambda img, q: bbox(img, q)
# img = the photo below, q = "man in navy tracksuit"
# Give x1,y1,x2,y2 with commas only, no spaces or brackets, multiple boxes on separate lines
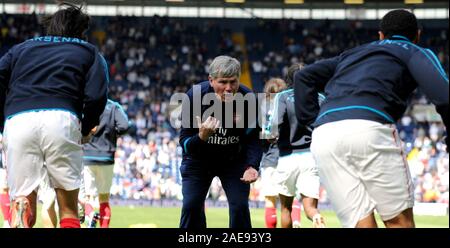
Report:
82,99,129,228
294,9,448,228
0,3,108,228
179,55,262,228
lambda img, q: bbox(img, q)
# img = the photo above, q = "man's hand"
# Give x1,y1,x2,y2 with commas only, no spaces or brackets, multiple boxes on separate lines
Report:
196,116,220,141
81,126,98,144
240,167,259,184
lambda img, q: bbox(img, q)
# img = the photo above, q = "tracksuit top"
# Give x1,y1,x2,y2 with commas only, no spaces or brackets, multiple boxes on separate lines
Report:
294,35,449,146
260,97,279,168
266,89,326,157
83,99,129,165
0,36,109,135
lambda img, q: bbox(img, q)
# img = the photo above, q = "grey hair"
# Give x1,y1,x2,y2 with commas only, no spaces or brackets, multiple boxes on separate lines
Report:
208,55,241,79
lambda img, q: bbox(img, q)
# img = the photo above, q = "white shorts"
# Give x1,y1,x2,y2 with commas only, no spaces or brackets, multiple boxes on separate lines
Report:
0,168,7,189
3,110,83,199
260,167,279,197
84,164,114,196
275,152,320,199
311,120,414,228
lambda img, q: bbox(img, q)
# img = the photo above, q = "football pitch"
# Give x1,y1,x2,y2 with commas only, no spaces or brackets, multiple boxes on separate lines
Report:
1,205,448,228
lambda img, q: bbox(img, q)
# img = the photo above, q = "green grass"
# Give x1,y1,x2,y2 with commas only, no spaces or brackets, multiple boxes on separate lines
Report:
1,204,448,228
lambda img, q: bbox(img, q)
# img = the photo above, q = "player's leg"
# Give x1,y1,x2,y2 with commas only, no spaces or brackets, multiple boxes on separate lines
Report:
219,166,251,228
296,152,325,228
264,195,278,228
260,167,279,228
0,137,9,227
92,165,114,228
10,192,37,228
38,173,58,228
83,165,100,227
83,197,95,226
180,163,214,228
0,188,10,228
41,200,58,228
300,195,326,228
311,121,378,228
98,193,111,228
55,188,80,228
274,154,299,228
83,193,101,228
41,111,83,228
78,169,86,224
383,208,415,228
3,112,44,228
363,125,415,228
355,213,378,228
279,194,294,228
291,197,302,228
0,168,11,227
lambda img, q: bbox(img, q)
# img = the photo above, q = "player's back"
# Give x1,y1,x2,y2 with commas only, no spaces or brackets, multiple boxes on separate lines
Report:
83,100,129,164
275,90,311,156
2,36,100,119
315,36,446,127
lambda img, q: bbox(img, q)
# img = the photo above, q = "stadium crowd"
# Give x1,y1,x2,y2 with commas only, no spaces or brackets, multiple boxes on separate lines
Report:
1,13,448,205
